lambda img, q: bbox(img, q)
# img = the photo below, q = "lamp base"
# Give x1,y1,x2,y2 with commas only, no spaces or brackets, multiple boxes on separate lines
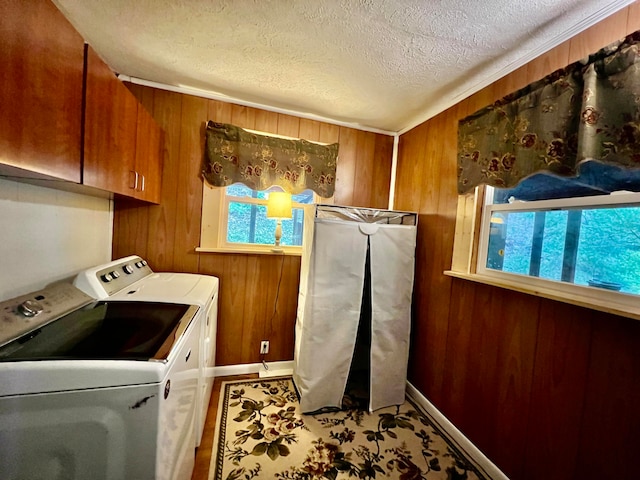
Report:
273,219,283,251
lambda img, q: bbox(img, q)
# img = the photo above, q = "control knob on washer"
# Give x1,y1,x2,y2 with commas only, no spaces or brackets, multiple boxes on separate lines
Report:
123,264,134,274
17,299,44,317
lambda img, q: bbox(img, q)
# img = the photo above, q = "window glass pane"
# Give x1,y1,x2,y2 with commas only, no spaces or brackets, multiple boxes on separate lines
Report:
283,208,305,245
227,202,305,246
487,212,534,274
539,211,567,281
292,190,314,204
226,184,255,198
485,205,640,295
227,184,303,201
575,207,640,294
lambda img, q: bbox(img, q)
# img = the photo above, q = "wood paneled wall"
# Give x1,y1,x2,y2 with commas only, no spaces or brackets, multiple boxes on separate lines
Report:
395,5,640,479
112,87,393,366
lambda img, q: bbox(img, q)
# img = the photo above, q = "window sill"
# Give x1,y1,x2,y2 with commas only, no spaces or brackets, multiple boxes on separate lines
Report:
444,270,640,322
196,246,302,256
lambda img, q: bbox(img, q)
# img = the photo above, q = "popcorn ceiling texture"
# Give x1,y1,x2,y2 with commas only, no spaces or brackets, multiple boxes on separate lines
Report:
54,0,632,132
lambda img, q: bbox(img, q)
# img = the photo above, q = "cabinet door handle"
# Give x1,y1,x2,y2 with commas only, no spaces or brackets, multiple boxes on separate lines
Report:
185,349,191,363
130,170,138,190
140,174,145,192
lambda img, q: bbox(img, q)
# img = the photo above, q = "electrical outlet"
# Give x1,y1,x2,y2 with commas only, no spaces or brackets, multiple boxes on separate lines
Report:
260,340,269,355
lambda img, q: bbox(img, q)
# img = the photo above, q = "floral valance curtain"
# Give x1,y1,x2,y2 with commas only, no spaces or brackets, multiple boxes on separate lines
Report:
203,121,339,197
458,31,640,195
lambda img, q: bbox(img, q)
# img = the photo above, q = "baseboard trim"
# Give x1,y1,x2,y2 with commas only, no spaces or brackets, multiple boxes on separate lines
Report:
214,361,294,378
406,382,509,480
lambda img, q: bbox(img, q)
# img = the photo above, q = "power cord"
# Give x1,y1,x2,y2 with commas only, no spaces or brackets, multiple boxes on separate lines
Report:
261,252,287,372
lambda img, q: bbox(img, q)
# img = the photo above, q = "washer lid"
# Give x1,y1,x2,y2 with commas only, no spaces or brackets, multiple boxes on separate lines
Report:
0,301,197,362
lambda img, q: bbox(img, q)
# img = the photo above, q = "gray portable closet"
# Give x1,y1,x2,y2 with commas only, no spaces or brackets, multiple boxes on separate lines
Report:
293,204,418,413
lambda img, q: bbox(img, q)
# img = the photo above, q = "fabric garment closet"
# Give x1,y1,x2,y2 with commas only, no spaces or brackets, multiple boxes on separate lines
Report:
293,205,417,413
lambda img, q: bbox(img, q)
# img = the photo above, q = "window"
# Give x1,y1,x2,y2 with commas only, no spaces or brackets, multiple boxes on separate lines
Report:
448,185,640,319
199,182,319,254
479,188,640,295
225,184,313,247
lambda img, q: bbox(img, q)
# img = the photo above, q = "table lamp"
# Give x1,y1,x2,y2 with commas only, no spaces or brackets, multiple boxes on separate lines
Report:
267,191,292,251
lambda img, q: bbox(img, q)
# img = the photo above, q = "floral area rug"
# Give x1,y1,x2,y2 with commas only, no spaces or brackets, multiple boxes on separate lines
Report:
209,377,489,480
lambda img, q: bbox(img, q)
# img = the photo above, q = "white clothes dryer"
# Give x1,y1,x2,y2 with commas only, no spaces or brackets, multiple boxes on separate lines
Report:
74,255,219,447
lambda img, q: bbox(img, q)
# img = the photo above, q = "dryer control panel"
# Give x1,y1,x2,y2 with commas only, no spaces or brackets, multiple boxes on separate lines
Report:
74,256,153,298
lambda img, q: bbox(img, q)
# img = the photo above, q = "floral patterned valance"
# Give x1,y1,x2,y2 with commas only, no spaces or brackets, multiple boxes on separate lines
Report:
203,121,339,197
458,31,640,195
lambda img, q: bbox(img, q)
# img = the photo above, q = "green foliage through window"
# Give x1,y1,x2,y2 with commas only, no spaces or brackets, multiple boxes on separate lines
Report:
486,204,640,295
225,184,313,247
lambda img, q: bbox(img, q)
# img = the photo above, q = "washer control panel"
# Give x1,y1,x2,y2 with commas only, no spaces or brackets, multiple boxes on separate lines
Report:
0,283,94,348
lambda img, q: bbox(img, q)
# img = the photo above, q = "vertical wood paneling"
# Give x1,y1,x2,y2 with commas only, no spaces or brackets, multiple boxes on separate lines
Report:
371,134,394,209
394,123,428,212
568,8,629,64
113,89,393,366
465,84,496,118
276,114,300,138
217,254,249,365
351,131,376,207
150,89,183,270
334,127,358,205
209,99,233,124
440,278,478,424
111,200,148,260
627,1,640,32
526,42,571,84
318,122,340,145
239,255,267,361
419,120,443,214
230,104,256,130
254,109,279,132
395,5,640,479
490,293,539,479
522,300,593,480
493,64,529,100
174,94,208,273
574,314,640,479
270,256,301,359
298,118,321,141
261,255,286,358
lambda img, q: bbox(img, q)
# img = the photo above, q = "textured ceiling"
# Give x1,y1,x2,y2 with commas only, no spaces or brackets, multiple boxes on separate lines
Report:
54,0,634,133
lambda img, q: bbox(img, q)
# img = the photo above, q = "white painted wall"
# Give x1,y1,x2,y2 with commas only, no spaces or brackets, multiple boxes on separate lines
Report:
0,178,113,301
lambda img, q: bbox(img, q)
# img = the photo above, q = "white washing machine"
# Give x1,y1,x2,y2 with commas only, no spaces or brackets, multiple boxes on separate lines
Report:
0,283,201,480
73,255,219,447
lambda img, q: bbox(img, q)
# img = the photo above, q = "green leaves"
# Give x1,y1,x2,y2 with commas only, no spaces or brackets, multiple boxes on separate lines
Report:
250,442,267,456
250,438,290,461
233,399,265,423
395,417,415,431
363,429,384,442
222,379,480,480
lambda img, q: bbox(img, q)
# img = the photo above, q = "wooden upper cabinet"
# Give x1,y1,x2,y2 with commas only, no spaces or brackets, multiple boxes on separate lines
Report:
133,105,163,204
0,0,84,182
83,45,139,197
84,46,163,203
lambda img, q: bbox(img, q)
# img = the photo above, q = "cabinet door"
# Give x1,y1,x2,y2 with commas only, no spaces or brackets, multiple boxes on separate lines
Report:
134,106,163,204
83,46,138,196
0,0,84,182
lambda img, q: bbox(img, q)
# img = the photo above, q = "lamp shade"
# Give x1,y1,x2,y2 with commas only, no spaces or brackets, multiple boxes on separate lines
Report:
267,192,293,219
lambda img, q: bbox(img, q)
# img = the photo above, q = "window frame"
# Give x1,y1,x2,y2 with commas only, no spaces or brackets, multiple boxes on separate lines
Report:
198,182,325,255
447,186,640,321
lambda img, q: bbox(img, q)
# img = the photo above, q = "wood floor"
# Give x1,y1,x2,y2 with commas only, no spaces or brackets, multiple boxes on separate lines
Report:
191,374,259,480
